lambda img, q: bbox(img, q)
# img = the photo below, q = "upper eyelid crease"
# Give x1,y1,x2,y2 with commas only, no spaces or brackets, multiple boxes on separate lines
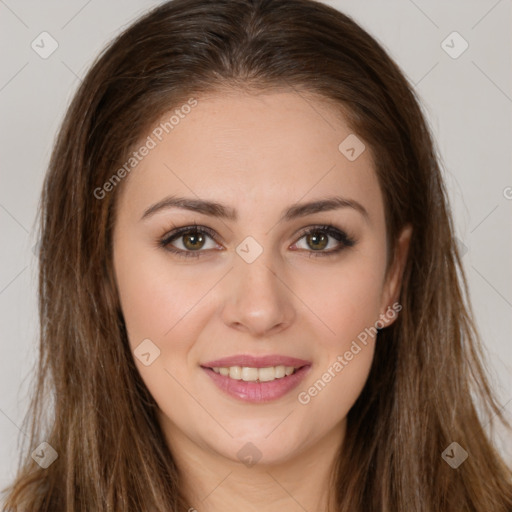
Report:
140,195,370,225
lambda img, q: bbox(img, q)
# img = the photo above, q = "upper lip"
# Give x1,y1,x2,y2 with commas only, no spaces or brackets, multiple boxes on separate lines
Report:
201,354,311,369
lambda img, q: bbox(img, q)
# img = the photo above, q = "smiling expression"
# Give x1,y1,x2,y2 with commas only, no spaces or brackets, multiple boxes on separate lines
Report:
112,89,411,466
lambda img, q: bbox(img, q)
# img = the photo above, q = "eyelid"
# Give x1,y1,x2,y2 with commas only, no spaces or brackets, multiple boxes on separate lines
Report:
165,223,218,241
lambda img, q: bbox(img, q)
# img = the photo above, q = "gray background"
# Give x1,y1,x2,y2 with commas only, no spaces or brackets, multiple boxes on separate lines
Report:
1,0,511,493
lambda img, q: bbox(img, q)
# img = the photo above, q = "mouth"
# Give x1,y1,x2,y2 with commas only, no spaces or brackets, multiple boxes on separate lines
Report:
200,355,311,403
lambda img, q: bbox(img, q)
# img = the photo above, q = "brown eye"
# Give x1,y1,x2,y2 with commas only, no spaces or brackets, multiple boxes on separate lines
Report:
182,231,206,251
293,225,356,257
305,231,329,251
160,226,219,258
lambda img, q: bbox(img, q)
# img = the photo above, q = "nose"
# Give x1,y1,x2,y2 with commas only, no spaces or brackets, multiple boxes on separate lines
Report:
220,251,296,338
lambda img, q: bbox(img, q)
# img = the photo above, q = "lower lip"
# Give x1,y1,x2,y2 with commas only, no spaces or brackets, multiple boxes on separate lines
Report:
202,365,311,403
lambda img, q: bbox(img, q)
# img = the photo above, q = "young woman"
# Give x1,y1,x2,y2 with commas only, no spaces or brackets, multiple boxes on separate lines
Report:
3,0,511,510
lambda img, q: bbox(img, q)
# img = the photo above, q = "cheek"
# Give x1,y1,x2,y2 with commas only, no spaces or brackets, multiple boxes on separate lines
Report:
114,240,215,350
298,258,385,344
293,258,382,411
297,340,375,433
295,265,381,418
113,252,212,412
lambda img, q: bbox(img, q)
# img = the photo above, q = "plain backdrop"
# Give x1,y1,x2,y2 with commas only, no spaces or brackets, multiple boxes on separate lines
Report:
1,0,511,494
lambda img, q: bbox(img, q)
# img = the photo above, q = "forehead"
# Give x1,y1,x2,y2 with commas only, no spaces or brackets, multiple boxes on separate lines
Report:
115,90,384,226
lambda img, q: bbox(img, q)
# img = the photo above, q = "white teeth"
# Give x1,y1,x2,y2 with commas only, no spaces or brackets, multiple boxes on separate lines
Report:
258,367,276,382
274,365,285,378
211,365,297,382
229,366,242,380
241,367,259,381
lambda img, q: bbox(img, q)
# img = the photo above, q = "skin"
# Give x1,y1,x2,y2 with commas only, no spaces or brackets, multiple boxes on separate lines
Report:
112,90,412,512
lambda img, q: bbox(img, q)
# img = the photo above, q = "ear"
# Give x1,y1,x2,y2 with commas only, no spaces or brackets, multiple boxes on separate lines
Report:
379,223,412,328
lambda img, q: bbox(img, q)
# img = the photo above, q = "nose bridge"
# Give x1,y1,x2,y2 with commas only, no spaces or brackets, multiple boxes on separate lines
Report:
220,238,295,335
236,244,279,295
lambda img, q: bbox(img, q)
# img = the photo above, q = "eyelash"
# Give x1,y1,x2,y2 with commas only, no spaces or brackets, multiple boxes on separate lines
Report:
158,222,357,259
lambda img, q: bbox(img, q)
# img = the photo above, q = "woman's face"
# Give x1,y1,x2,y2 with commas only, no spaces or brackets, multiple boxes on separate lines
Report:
112,90,411,467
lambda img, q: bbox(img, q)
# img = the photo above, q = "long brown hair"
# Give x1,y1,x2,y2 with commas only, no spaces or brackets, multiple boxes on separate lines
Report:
3,0,511,510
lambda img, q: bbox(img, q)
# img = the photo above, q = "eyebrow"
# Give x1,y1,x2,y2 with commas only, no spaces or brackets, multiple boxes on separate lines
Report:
140,195,370,224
